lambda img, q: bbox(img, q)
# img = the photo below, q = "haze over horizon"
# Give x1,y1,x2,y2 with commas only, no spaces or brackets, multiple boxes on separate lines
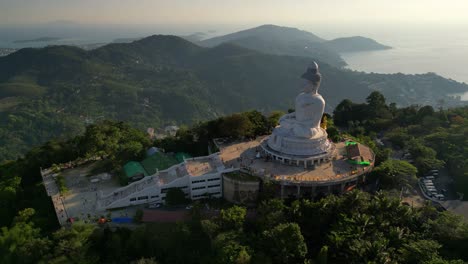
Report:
2,0,468,26
1,0,468,92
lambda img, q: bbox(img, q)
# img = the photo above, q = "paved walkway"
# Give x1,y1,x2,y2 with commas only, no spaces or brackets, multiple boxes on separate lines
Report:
41,169,69,226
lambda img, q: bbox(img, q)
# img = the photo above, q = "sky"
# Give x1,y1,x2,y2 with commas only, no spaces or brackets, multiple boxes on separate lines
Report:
1,0,468,26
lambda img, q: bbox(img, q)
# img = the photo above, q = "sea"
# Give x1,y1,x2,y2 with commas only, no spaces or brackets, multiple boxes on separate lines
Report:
1,23,467,100
308,23,468,101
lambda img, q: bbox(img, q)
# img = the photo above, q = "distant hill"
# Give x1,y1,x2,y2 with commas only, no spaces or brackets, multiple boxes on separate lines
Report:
199,25,346,67
200,25,393,68
201,24,326,46
219,35,346,68
181,32,208,42
326,36,391,53
0,35,466,161
13,37,62,43
112,37,142,43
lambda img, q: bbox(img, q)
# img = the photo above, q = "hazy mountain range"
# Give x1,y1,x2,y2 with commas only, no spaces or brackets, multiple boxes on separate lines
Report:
0,25,466,161
198,25,390,67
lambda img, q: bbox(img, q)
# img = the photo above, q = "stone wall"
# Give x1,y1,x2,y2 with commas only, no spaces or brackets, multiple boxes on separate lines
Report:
223,173,260,205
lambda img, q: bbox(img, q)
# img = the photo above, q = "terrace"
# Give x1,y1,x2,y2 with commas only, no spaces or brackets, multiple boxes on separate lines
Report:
41,162,140,225
185,155,224,177
219,137,374,186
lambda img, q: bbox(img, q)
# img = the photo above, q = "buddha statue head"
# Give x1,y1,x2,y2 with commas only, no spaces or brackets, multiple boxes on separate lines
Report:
301,62,321,94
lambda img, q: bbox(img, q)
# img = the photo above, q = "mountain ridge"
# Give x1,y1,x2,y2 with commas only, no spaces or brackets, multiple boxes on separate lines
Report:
0,34,466,161
200,24,391,67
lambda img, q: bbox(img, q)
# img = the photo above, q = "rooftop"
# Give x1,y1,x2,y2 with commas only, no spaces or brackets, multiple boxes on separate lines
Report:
224,171,259,182
158,164,188,185
185,155,224,177
43,162,141,224
346,142,363,159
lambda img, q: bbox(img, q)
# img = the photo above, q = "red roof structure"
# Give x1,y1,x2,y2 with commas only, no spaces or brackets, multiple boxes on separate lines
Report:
346,144,362,159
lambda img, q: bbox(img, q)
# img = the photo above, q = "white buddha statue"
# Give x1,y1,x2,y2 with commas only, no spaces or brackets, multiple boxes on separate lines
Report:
266,62,332,157
278,62,326,139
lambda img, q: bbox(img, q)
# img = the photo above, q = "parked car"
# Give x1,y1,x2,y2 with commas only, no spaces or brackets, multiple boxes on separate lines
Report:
148,203,161,209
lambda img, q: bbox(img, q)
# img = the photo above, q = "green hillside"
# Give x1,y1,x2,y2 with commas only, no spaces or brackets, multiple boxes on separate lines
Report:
326,36,391,53
0,35,466,161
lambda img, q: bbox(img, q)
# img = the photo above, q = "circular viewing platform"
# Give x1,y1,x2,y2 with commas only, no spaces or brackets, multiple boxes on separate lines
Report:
217,136,375,188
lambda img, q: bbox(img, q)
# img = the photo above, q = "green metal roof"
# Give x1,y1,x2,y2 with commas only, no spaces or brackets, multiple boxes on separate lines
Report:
175,152,192,163
141,152,179,175
123,161,148,178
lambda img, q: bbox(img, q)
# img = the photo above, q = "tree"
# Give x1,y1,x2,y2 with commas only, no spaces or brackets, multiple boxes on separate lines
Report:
213,232,252,264
219,206,246,231
398,239,442,264
219,114,254,138
80,121,151,166
268,111,284,128
165,188,187,206
316,246,328,264
333,99,354,127
370,159,418,189
386,127,412,148
134,209,144,223
0,208,51,264
257,199,285,231
326,127,341,142
262,222,307,263
408,140,445,173
366,91,392,120
366,91,386,108
49,222,96,263
418,105,435,119
245,110,270,136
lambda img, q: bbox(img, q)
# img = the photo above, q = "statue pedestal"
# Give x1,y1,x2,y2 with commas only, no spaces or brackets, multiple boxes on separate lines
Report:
267,127,332,156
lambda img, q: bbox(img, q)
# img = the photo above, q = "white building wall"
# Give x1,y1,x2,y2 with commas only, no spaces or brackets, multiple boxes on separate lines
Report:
189,172,222,200
103,184,161,210
99,153,227,210
159,176,191,201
